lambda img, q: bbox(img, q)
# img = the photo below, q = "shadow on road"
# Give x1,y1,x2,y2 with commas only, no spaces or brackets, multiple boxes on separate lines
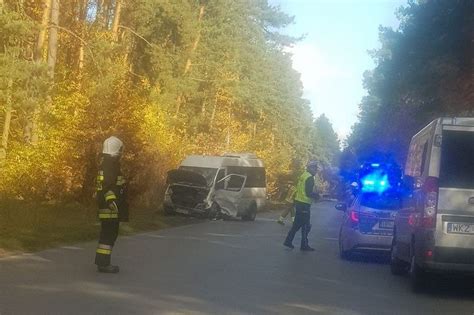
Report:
415,275,474,299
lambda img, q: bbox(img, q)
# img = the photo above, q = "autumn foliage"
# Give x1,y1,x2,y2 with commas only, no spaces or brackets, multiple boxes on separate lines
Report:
0,0,340,207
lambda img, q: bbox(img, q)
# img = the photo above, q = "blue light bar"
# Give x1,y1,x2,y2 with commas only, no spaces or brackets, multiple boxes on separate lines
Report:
360,170,391,194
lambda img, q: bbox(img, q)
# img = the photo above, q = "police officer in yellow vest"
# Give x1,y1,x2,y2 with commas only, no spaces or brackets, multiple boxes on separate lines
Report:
95,136,128,273
284,160,319,251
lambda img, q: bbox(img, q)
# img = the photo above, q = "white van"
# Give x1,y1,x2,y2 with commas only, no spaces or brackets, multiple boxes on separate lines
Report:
163,153,266,221
391,117,474,290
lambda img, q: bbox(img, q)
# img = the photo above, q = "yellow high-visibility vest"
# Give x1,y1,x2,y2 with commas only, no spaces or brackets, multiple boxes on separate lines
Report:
294,171,313,204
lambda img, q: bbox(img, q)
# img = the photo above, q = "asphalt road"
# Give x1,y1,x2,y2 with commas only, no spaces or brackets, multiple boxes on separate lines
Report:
1,201,474,315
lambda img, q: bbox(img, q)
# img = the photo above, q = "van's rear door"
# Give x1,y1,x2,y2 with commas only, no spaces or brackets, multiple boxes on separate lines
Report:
436,127,474,263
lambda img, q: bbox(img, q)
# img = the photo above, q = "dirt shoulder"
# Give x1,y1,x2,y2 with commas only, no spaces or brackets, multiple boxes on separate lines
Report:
0,200,200,258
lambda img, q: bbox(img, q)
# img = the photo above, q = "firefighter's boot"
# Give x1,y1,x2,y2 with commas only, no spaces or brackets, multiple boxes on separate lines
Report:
97,264,120,273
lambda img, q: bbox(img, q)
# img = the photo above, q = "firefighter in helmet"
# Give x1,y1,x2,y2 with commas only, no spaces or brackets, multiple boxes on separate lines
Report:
95,136,128,273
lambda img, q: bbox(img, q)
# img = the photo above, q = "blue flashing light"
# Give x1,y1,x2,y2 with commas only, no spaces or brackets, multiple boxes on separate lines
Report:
360,170,391,194
371,163,380,168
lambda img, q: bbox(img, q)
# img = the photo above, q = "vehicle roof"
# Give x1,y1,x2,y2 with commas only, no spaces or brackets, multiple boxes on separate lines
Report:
180,154,264,168
411,117,474,141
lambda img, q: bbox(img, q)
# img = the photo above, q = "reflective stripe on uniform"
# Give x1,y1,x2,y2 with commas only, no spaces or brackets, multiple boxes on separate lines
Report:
104,190,117,201
116,176,126,186
96,243,112,255
98,208,118,219
96,248,112,255
98,244,113,250
96,171,104,191
98,213,119,219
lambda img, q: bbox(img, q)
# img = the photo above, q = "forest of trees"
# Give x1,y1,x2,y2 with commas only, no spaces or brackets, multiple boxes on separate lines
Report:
0,0,340,207
344,0,473,173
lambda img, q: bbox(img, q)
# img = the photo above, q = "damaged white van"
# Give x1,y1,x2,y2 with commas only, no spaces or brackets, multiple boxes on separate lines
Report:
163,153,266,221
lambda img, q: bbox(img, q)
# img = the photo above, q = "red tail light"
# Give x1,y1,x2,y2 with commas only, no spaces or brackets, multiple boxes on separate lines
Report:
350,210,359,223
422,177,438,228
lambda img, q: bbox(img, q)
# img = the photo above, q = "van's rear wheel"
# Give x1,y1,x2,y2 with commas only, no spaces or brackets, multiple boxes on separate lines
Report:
242,204,257,221
410,247,428,292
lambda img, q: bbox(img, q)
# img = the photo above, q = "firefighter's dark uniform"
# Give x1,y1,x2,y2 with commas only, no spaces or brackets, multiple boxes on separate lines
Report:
284,170,317,250
95,154,128,270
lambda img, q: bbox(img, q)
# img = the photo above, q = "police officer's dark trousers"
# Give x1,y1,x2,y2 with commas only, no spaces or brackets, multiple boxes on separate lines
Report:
95,219,119,267
285,201,311,248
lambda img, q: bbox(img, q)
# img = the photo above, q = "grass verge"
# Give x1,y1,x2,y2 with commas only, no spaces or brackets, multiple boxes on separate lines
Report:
0,199,198,256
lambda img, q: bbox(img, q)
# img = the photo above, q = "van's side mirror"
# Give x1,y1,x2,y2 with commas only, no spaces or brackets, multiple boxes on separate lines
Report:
335,203,347,211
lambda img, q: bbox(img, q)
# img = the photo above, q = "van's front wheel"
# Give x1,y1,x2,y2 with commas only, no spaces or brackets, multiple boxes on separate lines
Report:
208,203,221,220
242,204,257,221
163,205,176,216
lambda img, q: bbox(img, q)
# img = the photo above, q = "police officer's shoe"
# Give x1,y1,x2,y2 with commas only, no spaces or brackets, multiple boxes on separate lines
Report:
300,246,315,251
97,264,120,273
283,241,294,249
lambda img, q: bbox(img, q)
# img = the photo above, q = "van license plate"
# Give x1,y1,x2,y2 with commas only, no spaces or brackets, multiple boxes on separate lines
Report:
379,220,394,229
447,223,474,234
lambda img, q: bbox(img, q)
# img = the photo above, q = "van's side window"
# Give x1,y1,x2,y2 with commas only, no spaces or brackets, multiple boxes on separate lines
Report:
226,166,266,188
227,175,245,191
215,169,225,190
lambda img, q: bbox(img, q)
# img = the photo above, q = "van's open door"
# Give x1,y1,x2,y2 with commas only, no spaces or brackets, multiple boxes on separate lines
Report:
214,174,246,217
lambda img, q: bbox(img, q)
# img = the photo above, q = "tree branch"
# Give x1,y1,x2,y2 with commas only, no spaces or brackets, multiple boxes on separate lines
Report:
46,24,103,77
118,25,153,47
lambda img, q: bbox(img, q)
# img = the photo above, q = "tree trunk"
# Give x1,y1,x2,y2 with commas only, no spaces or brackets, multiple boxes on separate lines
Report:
34,0,51,62
77,0,88,80
104,0,112,29
111,0,122,40
226,108,231,150
201,100,206,114
210,93,217,129
176,5,205,116
47,0,59,79
2,79,13,151
95,0,104,24
175,94,182,117
183,5,205,75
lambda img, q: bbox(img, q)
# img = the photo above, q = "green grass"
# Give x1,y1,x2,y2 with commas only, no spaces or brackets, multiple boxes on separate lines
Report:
0,200,197,255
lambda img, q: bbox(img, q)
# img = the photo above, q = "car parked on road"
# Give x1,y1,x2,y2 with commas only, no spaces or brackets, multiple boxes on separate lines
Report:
391,117,474,291
163,153,266,221
337,191,401,259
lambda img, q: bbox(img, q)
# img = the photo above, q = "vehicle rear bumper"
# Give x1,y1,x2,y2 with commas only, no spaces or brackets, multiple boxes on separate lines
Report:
421,247,474,274
423,261,474,274
344,229,393,251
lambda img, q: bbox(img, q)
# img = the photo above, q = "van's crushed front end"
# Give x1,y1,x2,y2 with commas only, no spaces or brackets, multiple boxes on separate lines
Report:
163,169,213,217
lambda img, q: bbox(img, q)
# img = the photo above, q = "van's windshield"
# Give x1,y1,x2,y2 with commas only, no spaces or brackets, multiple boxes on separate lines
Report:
360,192,401,210
178,166,218,186
440,130,474,189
